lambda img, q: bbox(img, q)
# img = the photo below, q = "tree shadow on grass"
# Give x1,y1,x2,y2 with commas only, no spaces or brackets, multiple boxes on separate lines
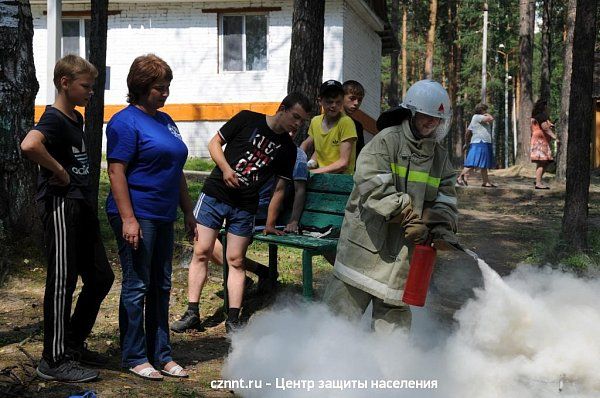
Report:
0,322,42,348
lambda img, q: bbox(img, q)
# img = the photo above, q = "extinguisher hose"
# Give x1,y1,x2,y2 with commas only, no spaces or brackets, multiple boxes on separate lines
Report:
449,241,480,262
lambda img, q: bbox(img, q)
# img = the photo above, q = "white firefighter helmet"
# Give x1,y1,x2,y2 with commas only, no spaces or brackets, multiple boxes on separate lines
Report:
400,79,452,140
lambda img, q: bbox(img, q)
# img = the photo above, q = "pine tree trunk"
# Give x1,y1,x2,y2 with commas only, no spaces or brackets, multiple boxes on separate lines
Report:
561,0,597,252
401,4,408,97
516,0,535,164
388,0,400,107
539,0,552,101
84,0,108,212
0,0,39,243
446,0,462,164
556,0,576,181
410,29,416,81
84,0,110,270
288,0,325,144
424,0,438,79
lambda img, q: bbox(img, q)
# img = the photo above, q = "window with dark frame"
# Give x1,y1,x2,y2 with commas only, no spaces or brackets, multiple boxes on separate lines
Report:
61,19,90,59
60,18,110,90
220,14,267,72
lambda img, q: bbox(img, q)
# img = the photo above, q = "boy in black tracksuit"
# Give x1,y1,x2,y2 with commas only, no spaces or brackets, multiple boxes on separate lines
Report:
21,55,114,382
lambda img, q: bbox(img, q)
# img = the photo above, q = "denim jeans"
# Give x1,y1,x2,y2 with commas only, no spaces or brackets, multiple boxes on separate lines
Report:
109,216,174,368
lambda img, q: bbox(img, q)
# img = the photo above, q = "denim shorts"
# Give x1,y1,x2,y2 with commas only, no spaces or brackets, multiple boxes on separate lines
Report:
193,193,255,237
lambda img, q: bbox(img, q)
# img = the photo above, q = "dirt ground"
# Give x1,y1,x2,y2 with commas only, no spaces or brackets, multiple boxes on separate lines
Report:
1,168,599,398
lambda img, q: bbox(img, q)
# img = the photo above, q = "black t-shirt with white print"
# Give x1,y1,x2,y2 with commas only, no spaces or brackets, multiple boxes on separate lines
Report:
202,110,297,214
34,106,91,202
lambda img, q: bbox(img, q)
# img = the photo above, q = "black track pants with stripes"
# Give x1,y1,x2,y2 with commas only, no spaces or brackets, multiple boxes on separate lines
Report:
39,196,115,365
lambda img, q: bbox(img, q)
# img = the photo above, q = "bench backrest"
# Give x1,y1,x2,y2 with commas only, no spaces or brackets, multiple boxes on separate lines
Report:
299,173,354,230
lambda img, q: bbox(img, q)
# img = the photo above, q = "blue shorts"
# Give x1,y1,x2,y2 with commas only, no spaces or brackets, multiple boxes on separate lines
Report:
193,193,255,238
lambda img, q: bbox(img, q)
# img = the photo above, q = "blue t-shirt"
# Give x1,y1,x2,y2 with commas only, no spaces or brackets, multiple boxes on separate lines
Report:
105,105,188,222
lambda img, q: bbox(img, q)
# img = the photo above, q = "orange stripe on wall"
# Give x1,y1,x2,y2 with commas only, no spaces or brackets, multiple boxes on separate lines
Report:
34,102,281,123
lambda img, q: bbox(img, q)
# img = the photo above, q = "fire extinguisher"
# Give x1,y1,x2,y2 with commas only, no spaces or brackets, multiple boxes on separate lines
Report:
402,237,436,307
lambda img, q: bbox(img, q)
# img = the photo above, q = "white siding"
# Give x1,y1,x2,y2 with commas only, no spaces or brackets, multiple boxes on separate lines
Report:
322,0,344,82
32,1,295,107
341,3,382,119
30,0,381,156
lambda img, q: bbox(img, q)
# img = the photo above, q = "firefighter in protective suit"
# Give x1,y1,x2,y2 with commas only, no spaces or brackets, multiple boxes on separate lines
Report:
323,80,459,333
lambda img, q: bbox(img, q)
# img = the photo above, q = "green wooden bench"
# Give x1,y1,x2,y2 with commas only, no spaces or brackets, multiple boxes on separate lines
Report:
222,173,354,302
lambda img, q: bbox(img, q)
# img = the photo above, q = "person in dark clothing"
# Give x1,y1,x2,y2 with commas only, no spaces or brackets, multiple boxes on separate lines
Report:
21,54,114,383
176,93,311,333
342,80,366,162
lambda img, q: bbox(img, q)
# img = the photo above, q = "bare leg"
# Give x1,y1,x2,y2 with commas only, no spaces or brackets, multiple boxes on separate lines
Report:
535,161,548,187
225,233,252,309
212,238,266,276
211,239,224,266
481,168,492,184
458,167,471,184
187,224,219,303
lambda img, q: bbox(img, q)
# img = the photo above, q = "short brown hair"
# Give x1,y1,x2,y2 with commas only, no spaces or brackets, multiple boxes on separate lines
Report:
280,92,312,113
343,80,365,97
126,54,173,104
53,54,98,90
474,103,488,115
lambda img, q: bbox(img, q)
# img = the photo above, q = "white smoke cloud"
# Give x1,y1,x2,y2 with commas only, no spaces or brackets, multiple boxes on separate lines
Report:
222,261,600,397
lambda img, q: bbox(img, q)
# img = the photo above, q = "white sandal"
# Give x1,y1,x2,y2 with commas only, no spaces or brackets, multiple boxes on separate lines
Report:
129,365,163,381
161,364,189,378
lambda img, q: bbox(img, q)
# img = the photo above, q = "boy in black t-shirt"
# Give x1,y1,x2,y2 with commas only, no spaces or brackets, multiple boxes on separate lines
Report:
21,55,114,382
178,93,311,332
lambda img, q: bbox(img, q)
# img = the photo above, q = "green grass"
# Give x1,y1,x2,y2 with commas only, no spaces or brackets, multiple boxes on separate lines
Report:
526,226,600,272
103,154,214,172
184,157,215,172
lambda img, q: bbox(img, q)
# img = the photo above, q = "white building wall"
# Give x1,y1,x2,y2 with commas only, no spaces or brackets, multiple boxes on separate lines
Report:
341,3,382,119
32,1,295,106
31,2,298,157
322,0,344,82
30,0,379,157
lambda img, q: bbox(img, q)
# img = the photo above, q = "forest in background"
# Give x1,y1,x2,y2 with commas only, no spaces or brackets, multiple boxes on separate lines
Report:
380,0,600,167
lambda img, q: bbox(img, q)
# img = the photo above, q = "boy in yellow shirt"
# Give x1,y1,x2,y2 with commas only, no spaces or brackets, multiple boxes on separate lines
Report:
301,80,357,174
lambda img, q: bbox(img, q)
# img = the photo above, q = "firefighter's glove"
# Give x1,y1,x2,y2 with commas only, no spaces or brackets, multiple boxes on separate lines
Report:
422,207,458,250
404,220,429,245
390,202,418,226
432,230,459,251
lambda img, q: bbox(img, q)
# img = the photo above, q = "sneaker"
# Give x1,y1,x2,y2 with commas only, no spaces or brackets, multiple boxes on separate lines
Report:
171,310,201,333
36,358,99,382
225,319,242,334
66,342,109,367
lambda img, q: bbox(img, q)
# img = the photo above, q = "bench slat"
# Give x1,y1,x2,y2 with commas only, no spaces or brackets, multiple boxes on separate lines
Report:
307,173,354,194
253,233,337,251
303,192,349,215
299,211,344,230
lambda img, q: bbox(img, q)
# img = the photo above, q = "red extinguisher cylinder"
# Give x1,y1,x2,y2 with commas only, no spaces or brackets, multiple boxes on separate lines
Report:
402,243,437,307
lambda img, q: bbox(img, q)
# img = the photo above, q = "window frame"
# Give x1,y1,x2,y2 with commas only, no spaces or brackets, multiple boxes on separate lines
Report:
218,12,269,73
60,17,110,90
61,17,89,59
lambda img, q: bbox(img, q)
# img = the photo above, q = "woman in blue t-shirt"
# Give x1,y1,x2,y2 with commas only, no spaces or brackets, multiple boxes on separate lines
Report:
105,54,196,380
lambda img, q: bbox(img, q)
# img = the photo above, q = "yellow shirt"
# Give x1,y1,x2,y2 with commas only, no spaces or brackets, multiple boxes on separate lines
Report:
308,114,357,174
